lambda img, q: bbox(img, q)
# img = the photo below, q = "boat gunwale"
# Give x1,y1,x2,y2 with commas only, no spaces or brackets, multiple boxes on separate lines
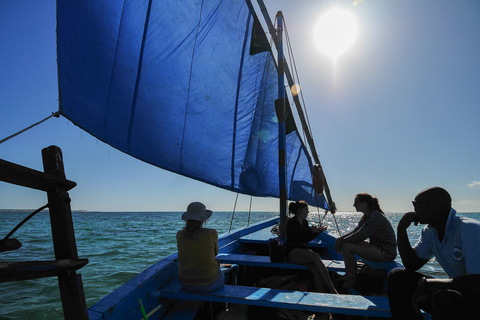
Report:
87,216,281,319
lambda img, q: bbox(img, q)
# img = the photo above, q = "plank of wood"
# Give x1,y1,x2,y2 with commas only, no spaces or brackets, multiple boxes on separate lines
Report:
0,259,88,282
159,282,391,318
0,158,76,192
238,228,327,247
216,253,345,272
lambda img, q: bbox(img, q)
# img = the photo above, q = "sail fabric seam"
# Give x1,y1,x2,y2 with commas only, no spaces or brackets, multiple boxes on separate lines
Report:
104,0,127,138
286,131,298,195
180,0,205,171
246,41,278,188
255,53,274,194
289,139,303,199
231,14,252,189
240,50,268,184
302,143,324,207
127,0,153,152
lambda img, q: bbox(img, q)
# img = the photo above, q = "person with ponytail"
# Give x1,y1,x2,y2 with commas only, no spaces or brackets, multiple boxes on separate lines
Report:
176,202,225,292
335,193,397,287
286,200,338,294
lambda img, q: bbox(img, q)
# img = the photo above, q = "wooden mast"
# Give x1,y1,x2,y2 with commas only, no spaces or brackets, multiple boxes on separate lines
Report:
275,11,287,239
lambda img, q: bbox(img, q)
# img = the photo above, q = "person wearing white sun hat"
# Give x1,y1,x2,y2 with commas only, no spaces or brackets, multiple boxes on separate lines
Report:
176,202,225,292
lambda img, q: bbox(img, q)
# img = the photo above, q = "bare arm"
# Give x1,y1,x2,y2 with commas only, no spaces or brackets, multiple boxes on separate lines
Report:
397,212,429,271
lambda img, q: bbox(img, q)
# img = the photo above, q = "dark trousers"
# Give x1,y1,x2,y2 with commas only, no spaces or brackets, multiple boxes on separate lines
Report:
387,268,478,320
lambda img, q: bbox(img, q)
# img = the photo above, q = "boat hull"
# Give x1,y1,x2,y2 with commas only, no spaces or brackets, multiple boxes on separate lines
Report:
88,217,400,319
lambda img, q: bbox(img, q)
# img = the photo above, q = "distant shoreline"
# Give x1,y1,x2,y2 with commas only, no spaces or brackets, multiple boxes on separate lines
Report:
1,209,478,214
0,209,90,213
0,210,277,213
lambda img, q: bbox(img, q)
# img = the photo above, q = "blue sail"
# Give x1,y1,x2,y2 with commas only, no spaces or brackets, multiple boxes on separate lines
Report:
57,0,328,209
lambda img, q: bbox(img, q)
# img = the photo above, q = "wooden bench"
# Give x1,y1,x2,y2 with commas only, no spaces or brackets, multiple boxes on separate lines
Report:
238,229,328,247
217,253,345,272
159,281,391,318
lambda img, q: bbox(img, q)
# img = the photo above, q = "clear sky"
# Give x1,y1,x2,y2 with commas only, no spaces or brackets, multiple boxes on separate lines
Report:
1,0,479,213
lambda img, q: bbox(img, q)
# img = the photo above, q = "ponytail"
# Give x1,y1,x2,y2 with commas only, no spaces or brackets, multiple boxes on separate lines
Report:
181,220,203,239
355,193,383,213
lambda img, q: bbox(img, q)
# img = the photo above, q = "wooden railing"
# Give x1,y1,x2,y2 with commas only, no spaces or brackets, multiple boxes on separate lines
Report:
0,145,89,319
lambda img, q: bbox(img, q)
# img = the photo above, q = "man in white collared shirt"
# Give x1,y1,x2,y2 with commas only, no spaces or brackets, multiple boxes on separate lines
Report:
387,187,480,320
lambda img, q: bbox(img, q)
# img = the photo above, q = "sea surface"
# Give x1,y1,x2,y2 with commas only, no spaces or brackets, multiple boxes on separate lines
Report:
1,210,479,319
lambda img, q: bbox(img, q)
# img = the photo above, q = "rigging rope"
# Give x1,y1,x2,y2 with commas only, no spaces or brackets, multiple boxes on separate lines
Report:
228,193,240,233
282,17,343,236
332,213,342,236
2,204,49,241
283,20,315,144
247,196,253,227
228,194,254,231
0,111,60,145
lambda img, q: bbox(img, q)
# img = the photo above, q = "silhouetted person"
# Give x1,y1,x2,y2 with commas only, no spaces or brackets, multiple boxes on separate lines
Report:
176,202,224,292
335,193,396,287
387,187,480,319
286,200,337,294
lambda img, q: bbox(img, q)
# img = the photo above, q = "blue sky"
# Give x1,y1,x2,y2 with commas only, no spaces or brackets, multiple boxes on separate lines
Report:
0,0,479,213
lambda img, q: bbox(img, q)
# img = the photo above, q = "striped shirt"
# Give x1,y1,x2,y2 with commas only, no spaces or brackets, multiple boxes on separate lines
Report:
343,210,397,258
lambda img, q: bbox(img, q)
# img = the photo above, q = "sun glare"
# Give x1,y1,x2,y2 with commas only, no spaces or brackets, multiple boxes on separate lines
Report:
314,8,358,60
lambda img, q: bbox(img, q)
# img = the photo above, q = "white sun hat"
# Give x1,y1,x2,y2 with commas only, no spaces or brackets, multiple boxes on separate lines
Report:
181,202,213,221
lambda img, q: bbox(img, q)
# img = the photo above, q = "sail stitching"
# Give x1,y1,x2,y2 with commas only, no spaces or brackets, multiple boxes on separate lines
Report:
237,7,275,194
104,0,127,138
230,14,253,189
253,54,273,198
240,45,269,186
180,0,205,171
127,0,154,152
288,142,304,198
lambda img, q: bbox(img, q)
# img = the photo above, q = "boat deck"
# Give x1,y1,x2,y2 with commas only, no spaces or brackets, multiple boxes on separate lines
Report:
160,280,392,318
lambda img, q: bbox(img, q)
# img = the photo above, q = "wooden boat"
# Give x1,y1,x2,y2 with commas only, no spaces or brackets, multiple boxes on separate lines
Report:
1,0,404,319
0,153,399,319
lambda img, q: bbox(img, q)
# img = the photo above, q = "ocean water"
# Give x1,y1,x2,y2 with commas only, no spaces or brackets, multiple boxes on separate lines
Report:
1,210,478,319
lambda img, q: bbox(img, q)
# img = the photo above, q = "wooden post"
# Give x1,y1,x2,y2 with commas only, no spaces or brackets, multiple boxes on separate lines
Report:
275,11,287,240
42,146,88,319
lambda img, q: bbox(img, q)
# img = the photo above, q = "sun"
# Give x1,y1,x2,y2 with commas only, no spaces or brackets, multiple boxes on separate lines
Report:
314,8,358,60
